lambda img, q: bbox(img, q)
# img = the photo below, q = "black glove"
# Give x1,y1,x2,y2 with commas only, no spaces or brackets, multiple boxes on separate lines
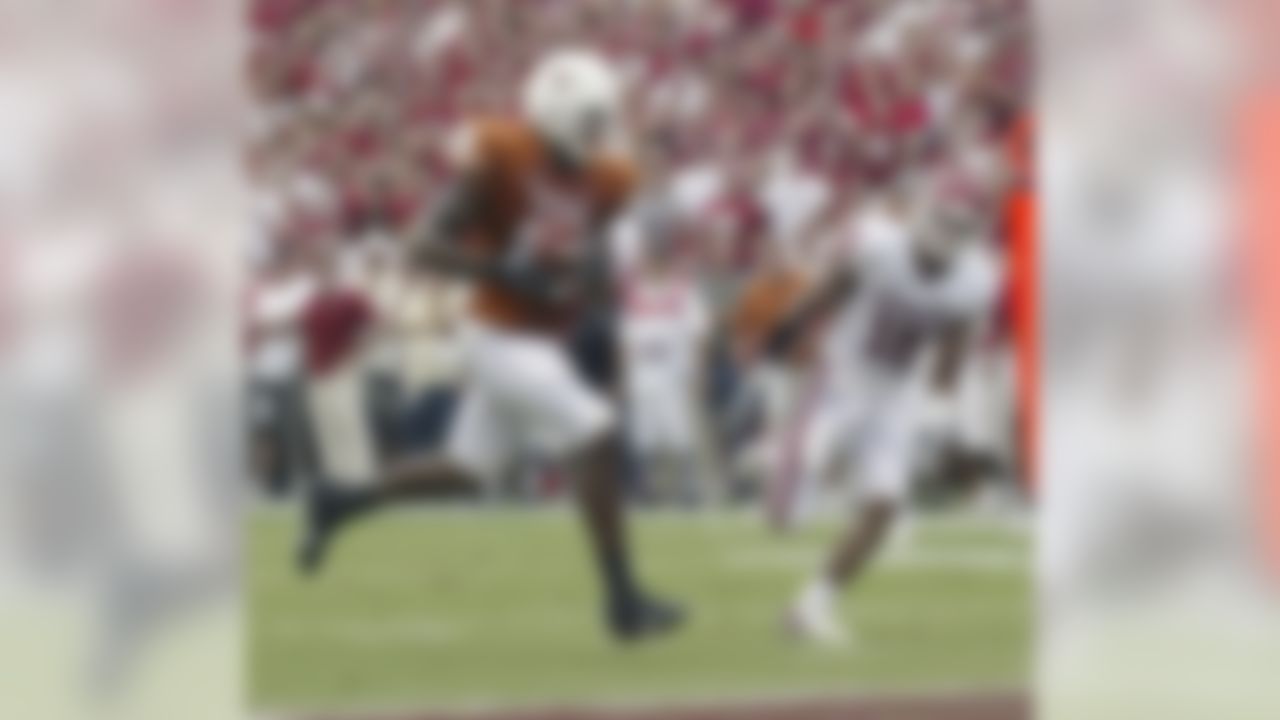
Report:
762,316,803,360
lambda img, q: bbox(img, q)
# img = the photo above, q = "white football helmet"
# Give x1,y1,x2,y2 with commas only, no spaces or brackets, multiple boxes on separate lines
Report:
521,48,622,161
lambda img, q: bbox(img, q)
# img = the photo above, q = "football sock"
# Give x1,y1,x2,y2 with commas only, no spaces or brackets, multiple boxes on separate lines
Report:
574,453,642,607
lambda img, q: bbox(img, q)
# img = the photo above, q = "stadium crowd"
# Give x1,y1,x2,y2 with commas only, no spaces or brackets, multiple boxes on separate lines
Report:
244,0,1033,503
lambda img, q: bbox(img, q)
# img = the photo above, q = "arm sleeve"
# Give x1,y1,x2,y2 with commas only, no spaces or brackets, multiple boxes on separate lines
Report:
593,156,640,221
410,121,507,255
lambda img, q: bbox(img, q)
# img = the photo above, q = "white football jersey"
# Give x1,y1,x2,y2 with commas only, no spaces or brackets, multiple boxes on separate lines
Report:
621,272,709,392
826,210,1002,390
620,271,709,451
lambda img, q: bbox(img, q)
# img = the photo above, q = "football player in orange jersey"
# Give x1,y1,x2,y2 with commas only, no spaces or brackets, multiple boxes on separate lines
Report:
297,49,684,642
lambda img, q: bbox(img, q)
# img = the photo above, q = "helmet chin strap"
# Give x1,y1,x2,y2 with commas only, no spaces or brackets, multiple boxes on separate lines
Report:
547,139,591,175
540,130,589,176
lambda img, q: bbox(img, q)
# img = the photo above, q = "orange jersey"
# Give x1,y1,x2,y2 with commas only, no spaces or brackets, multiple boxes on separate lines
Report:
450,117,637,332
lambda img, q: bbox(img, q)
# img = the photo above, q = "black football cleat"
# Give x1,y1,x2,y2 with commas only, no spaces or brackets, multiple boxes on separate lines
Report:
297,483,382,576
295,486,341,577
609,593,687,643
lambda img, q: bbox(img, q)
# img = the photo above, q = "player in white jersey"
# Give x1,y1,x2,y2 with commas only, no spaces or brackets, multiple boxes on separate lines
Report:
620,218,711,506
766,197,1003,646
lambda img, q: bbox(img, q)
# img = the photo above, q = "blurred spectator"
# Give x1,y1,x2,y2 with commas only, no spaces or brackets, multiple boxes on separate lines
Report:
299,249,377,488
246,241,316,496
380,262,467,457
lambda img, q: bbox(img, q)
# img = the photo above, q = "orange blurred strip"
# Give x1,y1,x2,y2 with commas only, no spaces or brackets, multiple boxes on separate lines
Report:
1008,188,1038,494
1239,92,1280,576
1004,115,1038,495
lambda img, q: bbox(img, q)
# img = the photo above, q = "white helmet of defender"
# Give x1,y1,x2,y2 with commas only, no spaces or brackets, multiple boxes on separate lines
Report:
521,48,623,162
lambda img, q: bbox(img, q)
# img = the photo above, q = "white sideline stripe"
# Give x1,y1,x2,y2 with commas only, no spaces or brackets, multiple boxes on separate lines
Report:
256,684,1024,720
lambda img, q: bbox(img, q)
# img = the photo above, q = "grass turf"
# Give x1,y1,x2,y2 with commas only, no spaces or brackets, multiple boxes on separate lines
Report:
249,507,1030,712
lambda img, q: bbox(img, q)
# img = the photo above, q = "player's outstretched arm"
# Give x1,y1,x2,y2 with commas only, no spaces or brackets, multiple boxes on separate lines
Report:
763,267,859,360
409,179,573,304
408,178,488,277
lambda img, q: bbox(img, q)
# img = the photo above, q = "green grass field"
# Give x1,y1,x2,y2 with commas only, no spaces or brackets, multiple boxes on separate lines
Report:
249,507,1030,713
